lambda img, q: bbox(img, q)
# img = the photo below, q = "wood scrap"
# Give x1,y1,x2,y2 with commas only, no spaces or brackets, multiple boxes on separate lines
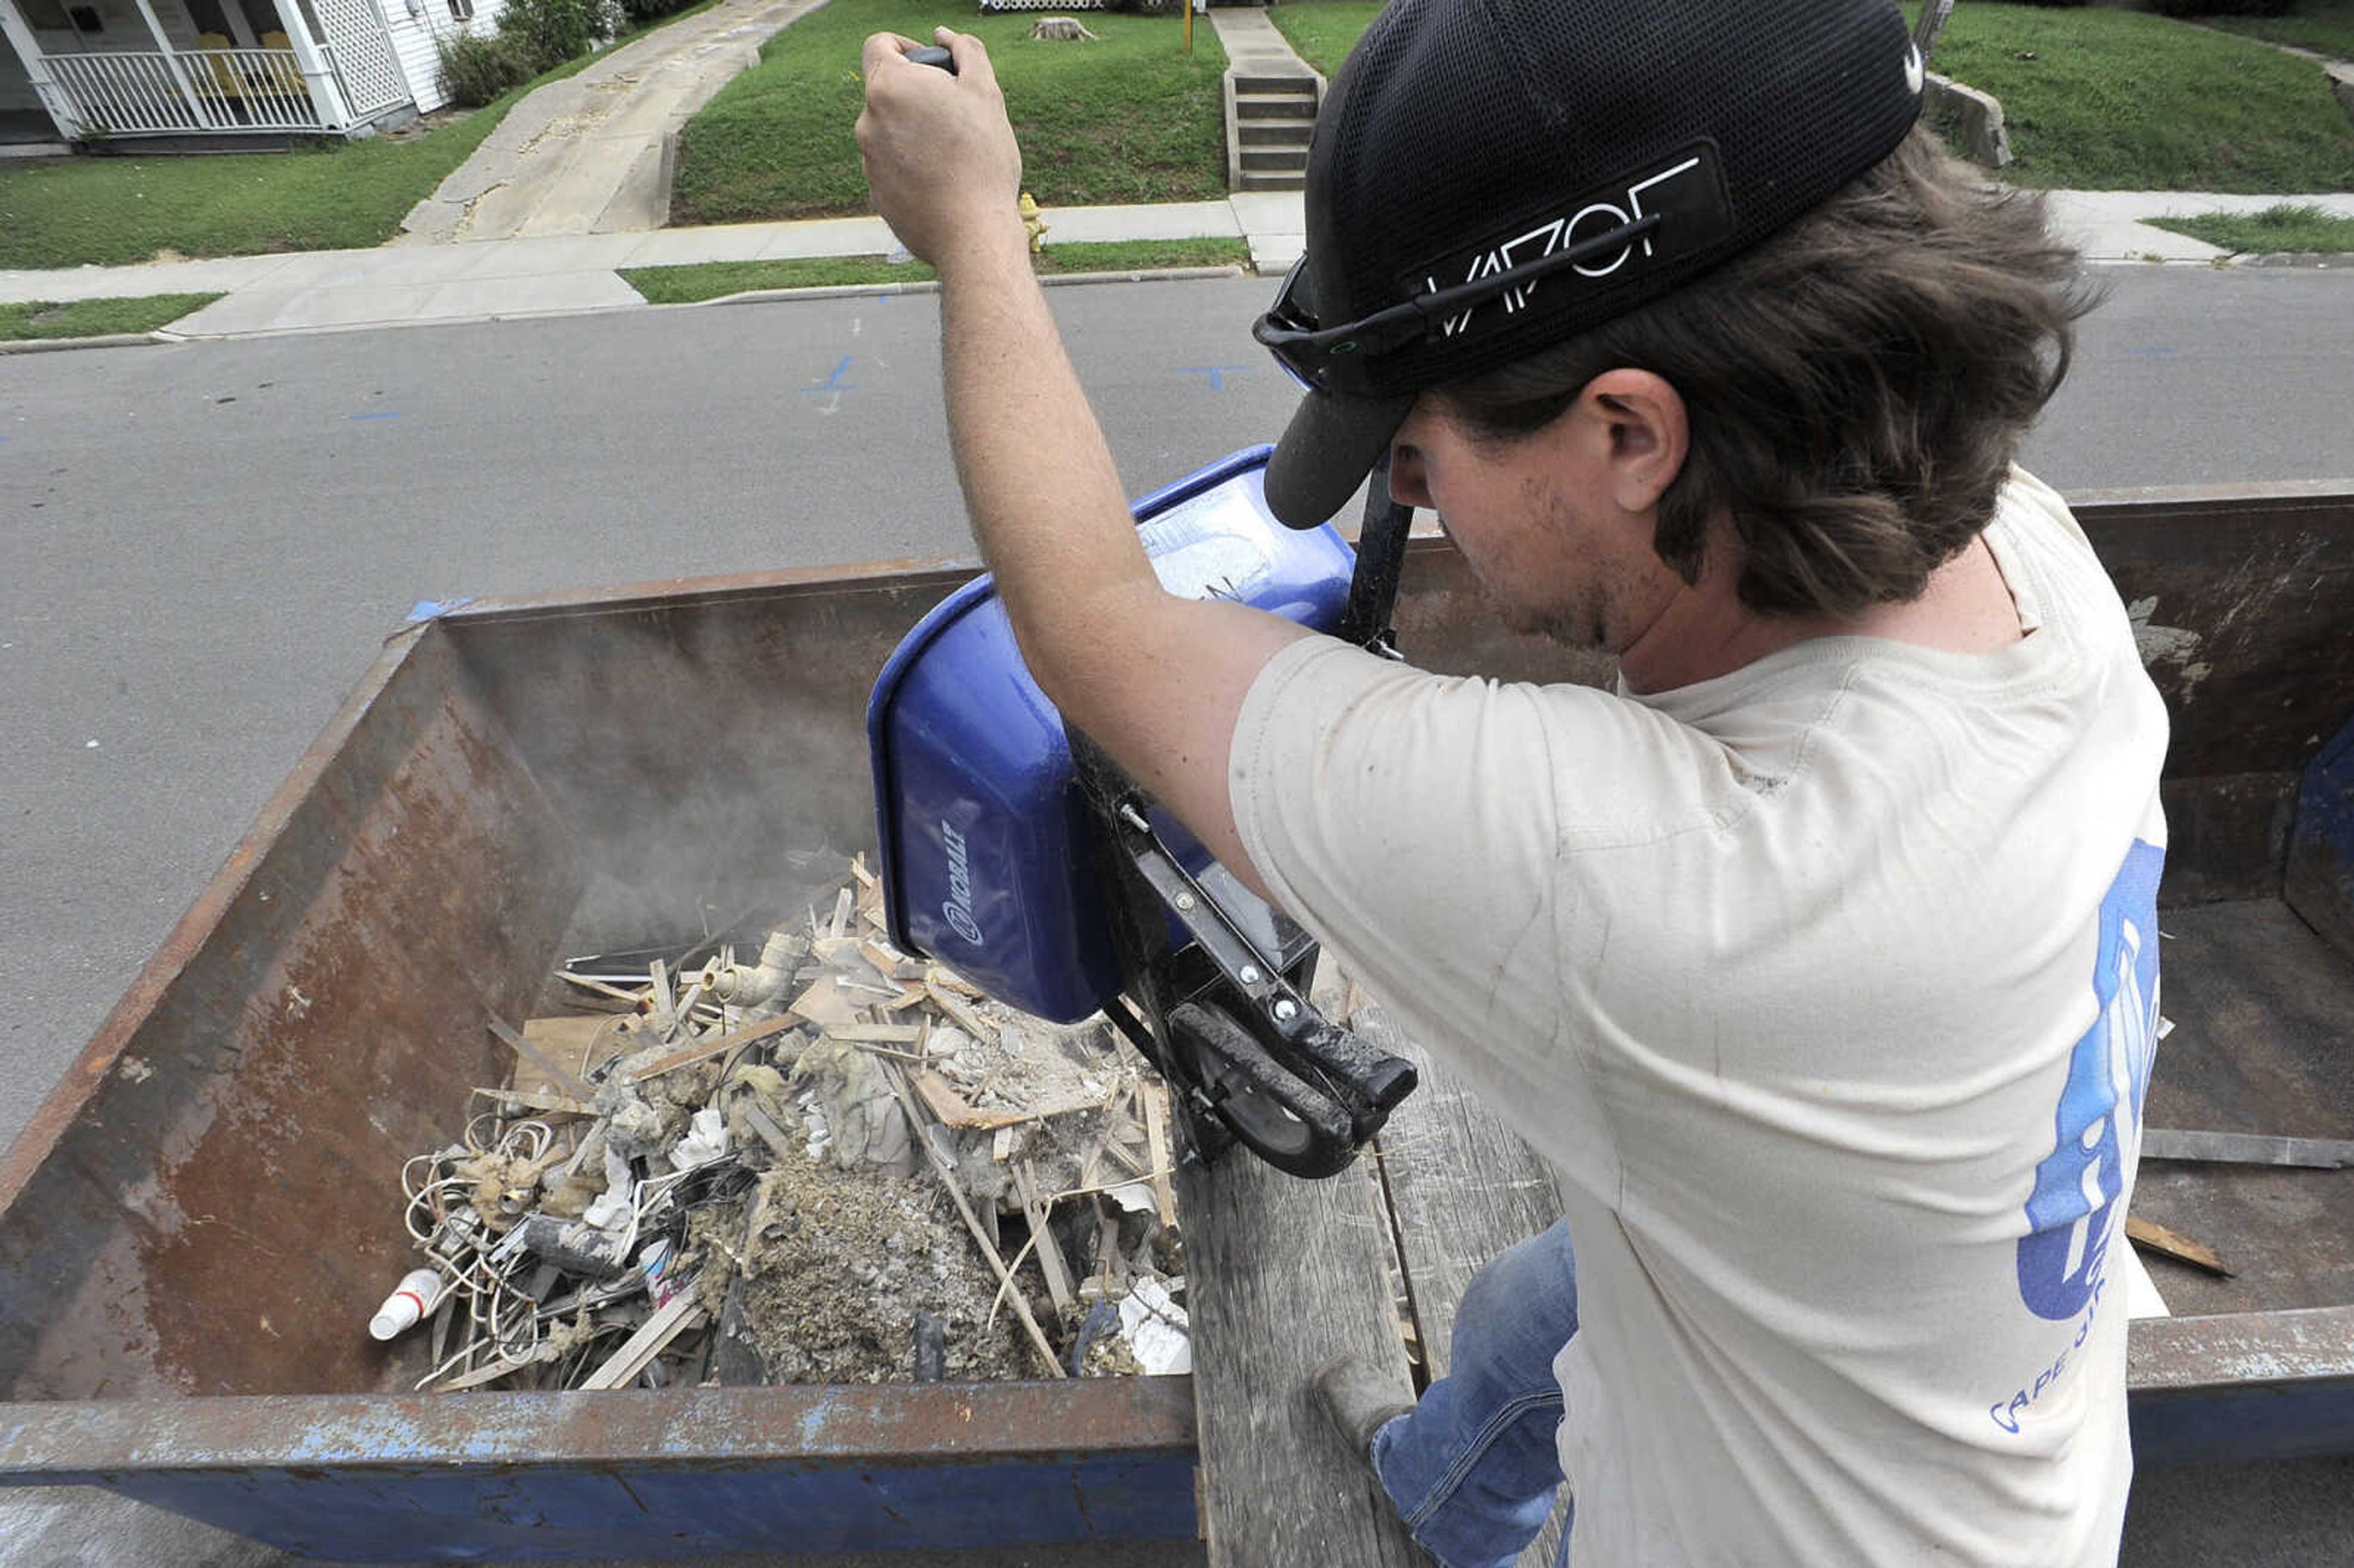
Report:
883,1064,1067,1379
787,974,864,1028
737,1101,798,1165
647,959,677,1037
862,940,924,981
926,965,985,997
1142,1081,1178,1228
473,1085,597,1119
2126,1215,2234,1277
926,981,998,1045
488,1018,597,1102
580,1293,706,1390
908,1069,1108,1132
624,1013,799,1084
520,1014,632,1086
557,971,645,1007
1014,1162,1077,1315
435,1351,542,1392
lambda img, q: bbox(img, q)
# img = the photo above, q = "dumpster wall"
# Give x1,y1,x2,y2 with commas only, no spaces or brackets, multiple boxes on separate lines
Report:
0,626,582,1401
0,563,996,1404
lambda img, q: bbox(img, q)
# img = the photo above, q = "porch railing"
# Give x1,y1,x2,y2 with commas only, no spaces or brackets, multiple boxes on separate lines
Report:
42,48,329,136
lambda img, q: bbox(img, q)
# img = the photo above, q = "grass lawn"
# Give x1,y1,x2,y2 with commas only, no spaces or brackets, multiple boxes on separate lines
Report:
672,0,1228,226
1265,2,1380,78
0,292,223,340
1272,2,2352,192
621,236,1249,301
0,3,717,270
2146,201,2354,253
1930,4,2353,189
2204,0,2354,63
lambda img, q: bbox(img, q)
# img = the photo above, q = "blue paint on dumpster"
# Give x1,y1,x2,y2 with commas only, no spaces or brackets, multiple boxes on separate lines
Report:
92,1453,1198,1561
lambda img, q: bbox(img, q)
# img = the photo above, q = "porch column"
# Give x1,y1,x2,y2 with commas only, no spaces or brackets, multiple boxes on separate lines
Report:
0,0,80,137
125,0,219,129
270,0,350,130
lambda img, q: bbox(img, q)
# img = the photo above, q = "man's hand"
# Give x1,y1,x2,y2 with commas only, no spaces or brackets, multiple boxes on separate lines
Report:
856,29,1025,268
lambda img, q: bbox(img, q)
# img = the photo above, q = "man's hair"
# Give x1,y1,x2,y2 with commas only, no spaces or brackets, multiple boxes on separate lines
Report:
1437,127,2095,620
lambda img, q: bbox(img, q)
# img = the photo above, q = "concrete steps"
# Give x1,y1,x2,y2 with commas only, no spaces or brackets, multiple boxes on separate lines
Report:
1208,8,1323,194
1226,74,1318,191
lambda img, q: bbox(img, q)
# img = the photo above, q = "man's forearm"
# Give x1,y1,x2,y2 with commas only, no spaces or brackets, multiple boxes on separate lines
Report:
937,229,1160,717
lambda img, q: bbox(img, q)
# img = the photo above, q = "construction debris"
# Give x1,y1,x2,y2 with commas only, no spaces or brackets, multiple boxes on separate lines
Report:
379,854,1188,1394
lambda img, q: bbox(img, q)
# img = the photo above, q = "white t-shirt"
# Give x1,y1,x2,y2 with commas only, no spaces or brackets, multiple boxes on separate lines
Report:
1229,469,2170,1567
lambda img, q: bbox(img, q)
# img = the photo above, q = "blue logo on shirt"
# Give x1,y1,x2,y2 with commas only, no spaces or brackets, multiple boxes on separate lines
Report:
2015,839,2165,1322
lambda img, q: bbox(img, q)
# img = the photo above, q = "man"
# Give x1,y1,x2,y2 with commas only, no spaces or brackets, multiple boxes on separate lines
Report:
858,2,2168,1564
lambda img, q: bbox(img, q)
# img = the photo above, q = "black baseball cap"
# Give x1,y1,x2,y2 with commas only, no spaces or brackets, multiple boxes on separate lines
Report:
1257,0,1927,529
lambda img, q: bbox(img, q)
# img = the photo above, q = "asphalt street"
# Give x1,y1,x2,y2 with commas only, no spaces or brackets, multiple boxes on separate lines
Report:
2,265,2353,1567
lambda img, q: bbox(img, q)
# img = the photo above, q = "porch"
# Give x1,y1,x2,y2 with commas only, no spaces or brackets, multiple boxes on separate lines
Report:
0,0,423,140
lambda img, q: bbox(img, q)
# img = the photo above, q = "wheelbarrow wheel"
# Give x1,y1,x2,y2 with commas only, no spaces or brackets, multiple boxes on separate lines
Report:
1167,999,1357,1178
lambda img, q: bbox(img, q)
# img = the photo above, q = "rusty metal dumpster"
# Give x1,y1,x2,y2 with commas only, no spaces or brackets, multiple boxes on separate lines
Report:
1,468,2352,1558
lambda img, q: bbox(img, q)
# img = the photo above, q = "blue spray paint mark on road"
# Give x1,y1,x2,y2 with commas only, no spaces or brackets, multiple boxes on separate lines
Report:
802,356,856,395
405,597,476,624
1178,366,1250,391
351,411,403,421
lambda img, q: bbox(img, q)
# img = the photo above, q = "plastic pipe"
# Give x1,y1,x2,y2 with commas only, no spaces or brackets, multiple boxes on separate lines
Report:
703,929,799,1007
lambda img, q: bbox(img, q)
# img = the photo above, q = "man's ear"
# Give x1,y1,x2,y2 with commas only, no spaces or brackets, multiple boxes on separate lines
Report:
1581,369,1688,514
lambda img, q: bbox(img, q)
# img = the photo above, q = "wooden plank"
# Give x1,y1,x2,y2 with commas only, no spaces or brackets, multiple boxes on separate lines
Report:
1014,1162,1077,1317
1360,1002,1571,1568
1178,1108,1428,1567
822,1022,926,1045
513,1007,626,1092
2128,1214,2235,1278
1142,1081,1178,1229
487,1018,595,1102
623,1014,798,1084
579,1293,706,1391
926,980,998,1042
907,1068,1105,1131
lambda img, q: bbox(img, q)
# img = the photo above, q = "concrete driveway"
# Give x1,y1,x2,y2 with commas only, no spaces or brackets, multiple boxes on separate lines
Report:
398,0,826,242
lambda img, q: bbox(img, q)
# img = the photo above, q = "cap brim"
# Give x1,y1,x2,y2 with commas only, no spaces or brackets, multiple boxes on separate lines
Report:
1262,387,1417,530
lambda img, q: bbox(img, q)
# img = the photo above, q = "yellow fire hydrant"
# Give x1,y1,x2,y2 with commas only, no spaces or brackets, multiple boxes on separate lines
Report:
1019,192,1048,255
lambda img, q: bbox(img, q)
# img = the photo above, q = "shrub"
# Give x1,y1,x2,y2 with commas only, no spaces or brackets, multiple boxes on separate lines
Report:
619,0,698,23
496,0,621,74
436,30,532,107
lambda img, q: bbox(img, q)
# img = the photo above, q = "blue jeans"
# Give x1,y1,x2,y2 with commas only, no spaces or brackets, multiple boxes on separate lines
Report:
1369,1220,1579,1568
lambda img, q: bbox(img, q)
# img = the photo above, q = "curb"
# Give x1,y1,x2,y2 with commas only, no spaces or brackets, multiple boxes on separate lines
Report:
686,264,1252,308
15,266,1257,347
0,330,167,355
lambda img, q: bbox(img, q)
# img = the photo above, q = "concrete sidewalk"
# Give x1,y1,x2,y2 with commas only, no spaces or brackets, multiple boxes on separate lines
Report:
0,189,2346,343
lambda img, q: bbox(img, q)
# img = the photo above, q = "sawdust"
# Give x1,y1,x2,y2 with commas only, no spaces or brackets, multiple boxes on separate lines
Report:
694,1117,1036,1383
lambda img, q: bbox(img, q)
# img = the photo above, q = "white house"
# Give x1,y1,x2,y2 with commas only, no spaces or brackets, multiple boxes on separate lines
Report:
0,0,508,142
